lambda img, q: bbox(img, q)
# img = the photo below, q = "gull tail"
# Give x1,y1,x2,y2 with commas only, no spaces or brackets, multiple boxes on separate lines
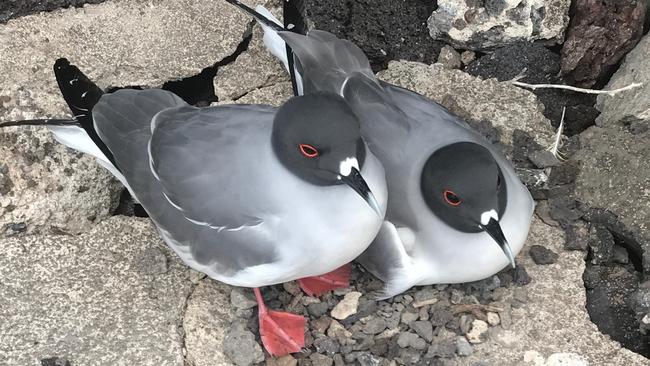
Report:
224,0,305,95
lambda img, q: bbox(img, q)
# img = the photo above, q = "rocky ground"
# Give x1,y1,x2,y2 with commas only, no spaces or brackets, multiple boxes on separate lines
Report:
1,1,649,365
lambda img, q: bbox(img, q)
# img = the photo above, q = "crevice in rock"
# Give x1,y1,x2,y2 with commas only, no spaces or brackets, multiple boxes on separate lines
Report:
163,23,254,106
180,280,201,366
0,0,108,23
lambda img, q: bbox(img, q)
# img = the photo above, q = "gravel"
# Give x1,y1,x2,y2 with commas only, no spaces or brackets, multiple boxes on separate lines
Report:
529,245,560,265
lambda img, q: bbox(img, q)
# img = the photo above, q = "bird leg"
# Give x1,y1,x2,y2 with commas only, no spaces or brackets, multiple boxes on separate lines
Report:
254,287,305,356
297,263,352,297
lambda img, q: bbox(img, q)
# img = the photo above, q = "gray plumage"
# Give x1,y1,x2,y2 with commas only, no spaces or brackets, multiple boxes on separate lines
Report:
93,89,387,287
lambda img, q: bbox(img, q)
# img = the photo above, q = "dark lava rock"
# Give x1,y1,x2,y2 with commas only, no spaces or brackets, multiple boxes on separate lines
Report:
466,41,600,135
41,358,71,366
498,265,531,287
561,0,647,88
564,221,590,251
515,168,548,200
0,0,107,23
309,353,333,366
587,224,616,265
425,336,456,358
8,222,27,233
529,245,559,265
528,150,561,169
303,0,443,71
548,161,580,187
0,163,13,195
313,337,340,355
410,320,434,342
361,317,387,335
584,263,650,357
307,302,330,318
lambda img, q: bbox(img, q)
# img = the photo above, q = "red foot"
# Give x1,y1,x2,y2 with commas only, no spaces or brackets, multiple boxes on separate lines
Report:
297,263,352,297
254,288,305,356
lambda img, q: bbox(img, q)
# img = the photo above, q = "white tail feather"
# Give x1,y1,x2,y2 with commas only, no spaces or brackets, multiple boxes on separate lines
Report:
47,125,138,201
255,5,304,95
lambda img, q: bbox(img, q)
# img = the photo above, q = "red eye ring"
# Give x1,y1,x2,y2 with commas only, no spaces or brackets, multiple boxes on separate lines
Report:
443,189,462,206
299,143,319,158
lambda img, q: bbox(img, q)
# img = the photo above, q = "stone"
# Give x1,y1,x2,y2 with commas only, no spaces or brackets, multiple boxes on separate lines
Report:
308,302,330,318
545,353,589,366
397,332,426,350
528,150,561,169
427,0,570,50
467,320,489,344
135,247,168,275
327,319,352,345
313,337,340,356
574,125,650,272
377,61,554,148
612,245,630,264
400,311,419,325
596,33,650,130
303,0,443,71
362,317,387,335
355,352,381,366
437,45,461,69
460,50,476,66
564,221,590,251
528,245,559,265
223,321,265,366
456,336,474,356
331,291,362,320
396,348,421,364
465,41,599,136
0,217,192,365
486,312,500,326
410,320,433,342
267,355,298,366
561,0,646,87
309,353,333,366
230,287,258,310
426,333,457,358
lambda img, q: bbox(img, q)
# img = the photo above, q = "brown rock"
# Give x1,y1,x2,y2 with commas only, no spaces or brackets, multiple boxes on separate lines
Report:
560,0,646,87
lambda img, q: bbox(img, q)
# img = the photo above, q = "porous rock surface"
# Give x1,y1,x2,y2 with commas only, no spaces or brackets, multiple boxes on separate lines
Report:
427,0,571,50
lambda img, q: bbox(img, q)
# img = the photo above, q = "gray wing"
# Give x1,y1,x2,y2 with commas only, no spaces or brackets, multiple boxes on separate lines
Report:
279,29,375,95
93,89,278,274
149,104,277,231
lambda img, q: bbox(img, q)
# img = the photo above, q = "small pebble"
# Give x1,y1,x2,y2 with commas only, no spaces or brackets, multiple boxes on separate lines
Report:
283,281,302,296
356,352,381,366
400,311,418,325
418,306,429,321
612,245,630,264
397,348,421,364
410,320,433,342
375,328,400,340
223,322,265,366
456,336,474,356
437,45,462,69
486,311,500,326
397,332,426,350
267,355,298,366
362,317,387,335
230,287,257,310
308,302,330,318
331,291,362,320
309,353,333,366
529,245,559,265
426,336,456,358
466,320,489,344
528,150,561,168
311,316,331,334
313,337,340,355
460,50,476,65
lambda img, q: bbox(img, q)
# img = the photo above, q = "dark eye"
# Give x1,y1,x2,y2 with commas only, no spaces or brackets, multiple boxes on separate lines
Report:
443,190,462,206
299,143,319,158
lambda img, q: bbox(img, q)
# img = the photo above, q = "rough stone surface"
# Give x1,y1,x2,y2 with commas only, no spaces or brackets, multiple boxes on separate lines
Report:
331,291,362,320
457,217,649,365
529,245,559,265
574,126,650,272
596,33,650,130
427,0,571,50
304,0,443,71
437,45,462,69
465,41,600,136
0,0,106,23
184,280,237,366
561,0,647,87
223,321,265,366
378,61,554,147
0,217,192,365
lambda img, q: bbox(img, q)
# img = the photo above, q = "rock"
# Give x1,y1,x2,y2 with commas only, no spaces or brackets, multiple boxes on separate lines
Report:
460,50,476,66
467,320,489,344
426,333,457,358
486,312,500,326
40,357,72,366
437,45,461,69
331,291,362,320
223,321,265,366
362,317,387,335
528,150,561,169
327,319,352,345
400,311,419,325
378,61,554,148
0,217,192,365
456,336,474,356
309,353,333,366
355,352,381,366
267,355,298,366
545,353,589,366
410,320,433,342
465,41,599,136
612,245,630,264
0,1,107,23
427,0,570,50
574,125,650,272
564,221,590,251
135,247,168,275
397,332,426,350
313,337,340,356
230,287,257,310
561,0,646,87
529,245,559,265
308,302,330,318
596,33,650,130
412,287,439,308
303,0,443,71
397,348,421,364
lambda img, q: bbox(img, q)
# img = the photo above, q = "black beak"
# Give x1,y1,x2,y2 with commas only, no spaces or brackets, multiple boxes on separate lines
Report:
339,167,382,216
480,217,516,268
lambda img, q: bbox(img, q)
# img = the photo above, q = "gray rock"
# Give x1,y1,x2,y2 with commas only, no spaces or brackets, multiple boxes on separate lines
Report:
437,45,462,69
396,348,421,364
362,317,387,335
426,336,456,358
377,61,554,148
397,332,426,350
456,336,474,356
355,352,381,366
410,320,434,342
313,337,340,356
230,287,258,310
596,33,650,129
308,302,330,318
529,150,561,168
0,217,192,365
309,353,333,366
461,50,476,66
427,0,570,50
136,247,168,275
612,245,630,264
223,322,265,366
529,245,559,265
401,311,419,325
40,357,72,366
